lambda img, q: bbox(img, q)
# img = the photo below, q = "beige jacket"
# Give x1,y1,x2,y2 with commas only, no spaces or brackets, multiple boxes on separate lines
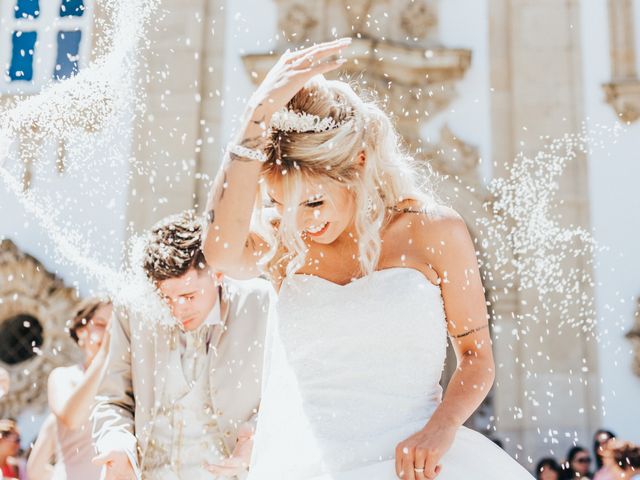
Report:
91,278,272,479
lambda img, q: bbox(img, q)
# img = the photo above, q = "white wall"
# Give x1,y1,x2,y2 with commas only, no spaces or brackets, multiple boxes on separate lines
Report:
581,0,640,443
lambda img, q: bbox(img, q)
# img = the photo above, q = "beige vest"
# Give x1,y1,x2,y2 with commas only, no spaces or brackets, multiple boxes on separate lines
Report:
143,325,225,479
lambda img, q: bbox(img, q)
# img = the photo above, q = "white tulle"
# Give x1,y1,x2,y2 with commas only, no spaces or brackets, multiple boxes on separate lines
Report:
248,268,534,479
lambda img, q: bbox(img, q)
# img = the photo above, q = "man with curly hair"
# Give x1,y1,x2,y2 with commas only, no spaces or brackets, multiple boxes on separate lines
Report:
92,211,272,480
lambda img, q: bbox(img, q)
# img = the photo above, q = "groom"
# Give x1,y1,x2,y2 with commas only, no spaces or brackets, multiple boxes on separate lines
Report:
92,211,272,480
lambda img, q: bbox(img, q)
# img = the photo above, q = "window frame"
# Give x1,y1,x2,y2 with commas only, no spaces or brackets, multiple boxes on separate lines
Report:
0,0,93,95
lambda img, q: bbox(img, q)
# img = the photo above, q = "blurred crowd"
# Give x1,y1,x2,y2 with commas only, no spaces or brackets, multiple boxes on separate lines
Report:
535,430,640,480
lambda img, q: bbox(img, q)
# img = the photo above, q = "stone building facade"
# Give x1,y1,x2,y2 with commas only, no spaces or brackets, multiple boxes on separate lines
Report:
1,0,639,465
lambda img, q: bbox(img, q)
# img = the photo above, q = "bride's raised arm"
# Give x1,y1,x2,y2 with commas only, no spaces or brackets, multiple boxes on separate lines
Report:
202,38,351,279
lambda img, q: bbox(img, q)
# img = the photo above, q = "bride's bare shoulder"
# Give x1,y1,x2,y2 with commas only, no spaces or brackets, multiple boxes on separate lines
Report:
388,200,467,239
386,200,473,261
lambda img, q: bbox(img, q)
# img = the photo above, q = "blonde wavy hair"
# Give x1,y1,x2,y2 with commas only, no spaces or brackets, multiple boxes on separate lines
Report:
258,76,436,281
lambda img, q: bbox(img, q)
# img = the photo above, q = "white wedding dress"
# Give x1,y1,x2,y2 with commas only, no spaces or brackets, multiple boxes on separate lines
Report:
248,267,534,479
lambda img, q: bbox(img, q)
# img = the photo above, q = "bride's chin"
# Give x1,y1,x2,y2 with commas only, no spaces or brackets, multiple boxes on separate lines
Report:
306,230,339,245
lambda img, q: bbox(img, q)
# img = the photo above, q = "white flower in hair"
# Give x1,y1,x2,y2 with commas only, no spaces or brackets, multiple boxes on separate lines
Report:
269,108,342,133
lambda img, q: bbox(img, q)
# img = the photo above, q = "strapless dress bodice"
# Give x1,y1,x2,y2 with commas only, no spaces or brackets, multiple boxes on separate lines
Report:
249,268,449,478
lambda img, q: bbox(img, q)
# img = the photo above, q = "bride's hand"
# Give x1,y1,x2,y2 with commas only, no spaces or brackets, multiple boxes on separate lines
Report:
246,38,351,119
395,421,457,479
203,434,253,477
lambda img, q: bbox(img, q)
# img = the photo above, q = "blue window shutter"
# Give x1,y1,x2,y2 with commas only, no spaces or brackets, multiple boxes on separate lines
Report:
53,30,82,80
59,0,84,17
9,31,37,81
15,0,40,19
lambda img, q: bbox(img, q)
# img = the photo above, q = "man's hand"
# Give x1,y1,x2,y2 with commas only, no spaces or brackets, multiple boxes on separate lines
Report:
204,435,253,477
92,450,136,480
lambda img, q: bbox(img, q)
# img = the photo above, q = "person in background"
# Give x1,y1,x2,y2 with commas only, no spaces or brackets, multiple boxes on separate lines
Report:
0,419,21,479
537,457,563,480
25,414,57,480
47,297,112,480
563,446,593,479
607,441,640,480
594,430,617,480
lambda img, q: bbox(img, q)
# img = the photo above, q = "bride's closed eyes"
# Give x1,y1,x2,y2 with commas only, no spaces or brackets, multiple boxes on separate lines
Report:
303,194,325,208
266,194,324,208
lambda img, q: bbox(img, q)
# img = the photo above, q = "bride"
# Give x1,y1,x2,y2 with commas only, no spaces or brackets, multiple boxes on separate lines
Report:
202,38,533,479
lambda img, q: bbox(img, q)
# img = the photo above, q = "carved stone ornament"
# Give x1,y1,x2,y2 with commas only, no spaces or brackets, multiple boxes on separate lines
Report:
343,0,375,34
603,0,640,123
0,240,82,418
626,296,640,377
278,3,319,42
422,124,483,187
602,80,640,123
400,0,437,39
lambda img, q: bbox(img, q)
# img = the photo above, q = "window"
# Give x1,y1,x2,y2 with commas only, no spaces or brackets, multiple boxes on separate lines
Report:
54,30,81,79
0,314,44,365
9,30,37,81
0,0,92,94
59,0,84,17
15,0,40,20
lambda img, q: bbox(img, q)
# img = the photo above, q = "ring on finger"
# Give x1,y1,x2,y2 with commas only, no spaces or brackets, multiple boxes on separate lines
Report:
414,467,424,473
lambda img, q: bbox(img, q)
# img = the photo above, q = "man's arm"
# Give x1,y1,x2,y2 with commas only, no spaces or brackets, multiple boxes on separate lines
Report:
26,414,56,480
91,307,140,479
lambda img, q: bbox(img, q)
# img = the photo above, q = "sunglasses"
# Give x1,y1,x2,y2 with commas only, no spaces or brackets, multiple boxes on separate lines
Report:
575,457,592,464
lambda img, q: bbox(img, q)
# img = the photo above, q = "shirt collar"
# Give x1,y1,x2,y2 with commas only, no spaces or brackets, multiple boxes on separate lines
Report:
204,297,221,326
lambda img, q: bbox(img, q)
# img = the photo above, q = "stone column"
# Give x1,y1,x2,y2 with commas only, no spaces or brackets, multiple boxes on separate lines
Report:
126,0,227,233
193,0,227,210
488,0,600,461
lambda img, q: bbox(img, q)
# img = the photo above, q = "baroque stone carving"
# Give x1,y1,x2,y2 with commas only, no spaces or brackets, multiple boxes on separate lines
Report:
602,80,640,123
0,240,82,418
278,2,319,42
399,0,437,39
423,124,484,190
603,0,640,123
343,0,374,30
